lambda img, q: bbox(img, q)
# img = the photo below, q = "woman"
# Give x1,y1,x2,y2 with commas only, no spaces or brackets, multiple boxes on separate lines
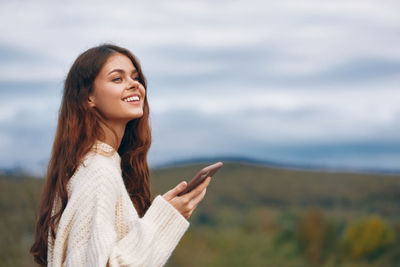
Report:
30,43,211,266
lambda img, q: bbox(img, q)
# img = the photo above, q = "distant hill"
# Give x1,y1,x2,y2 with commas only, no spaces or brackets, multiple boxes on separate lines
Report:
0,166,30,177
153,155,400,175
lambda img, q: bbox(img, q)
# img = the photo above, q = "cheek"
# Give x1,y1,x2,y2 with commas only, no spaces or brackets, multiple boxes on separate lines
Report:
94,88,124,114
99,93,120,107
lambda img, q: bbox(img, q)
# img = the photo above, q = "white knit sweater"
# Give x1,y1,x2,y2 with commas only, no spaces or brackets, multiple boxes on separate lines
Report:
47,141,190,266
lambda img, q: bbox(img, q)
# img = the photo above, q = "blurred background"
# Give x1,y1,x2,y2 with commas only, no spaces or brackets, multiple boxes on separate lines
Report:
1,0,400,266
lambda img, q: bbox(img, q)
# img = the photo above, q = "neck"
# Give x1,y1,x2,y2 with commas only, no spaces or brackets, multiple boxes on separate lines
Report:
99,120,126,151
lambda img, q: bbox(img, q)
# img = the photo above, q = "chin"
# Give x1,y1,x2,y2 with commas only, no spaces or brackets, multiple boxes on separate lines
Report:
130,112,144,120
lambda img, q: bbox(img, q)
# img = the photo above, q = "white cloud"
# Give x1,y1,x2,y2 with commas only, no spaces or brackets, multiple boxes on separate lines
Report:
0,0,399,80
0,0,399,172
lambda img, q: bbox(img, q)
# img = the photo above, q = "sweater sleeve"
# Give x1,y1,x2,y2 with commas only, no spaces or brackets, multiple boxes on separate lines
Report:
66,165,190,267
107,195,190,267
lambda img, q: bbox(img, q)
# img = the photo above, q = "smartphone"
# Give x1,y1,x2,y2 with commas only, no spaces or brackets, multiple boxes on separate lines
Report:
177,162,223,196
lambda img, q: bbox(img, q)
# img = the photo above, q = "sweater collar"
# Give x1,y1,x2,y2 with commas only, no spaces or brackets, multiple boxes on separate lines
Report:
92,140,121,169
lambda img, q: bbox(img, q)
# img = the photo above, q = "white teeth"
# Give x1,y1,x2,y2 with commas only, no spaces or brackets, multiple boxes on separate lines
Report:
123,96,140,102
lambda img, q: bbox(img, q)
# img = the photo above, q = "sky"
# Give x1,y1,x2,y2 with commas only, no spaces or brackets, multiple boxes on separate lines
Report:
0,0,399,176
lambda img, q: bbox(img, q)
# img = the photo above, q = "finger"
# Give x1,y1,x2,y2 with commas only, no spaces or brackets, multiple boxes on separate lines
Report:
190,187,207,208
186,176,211,199
164,181,187,200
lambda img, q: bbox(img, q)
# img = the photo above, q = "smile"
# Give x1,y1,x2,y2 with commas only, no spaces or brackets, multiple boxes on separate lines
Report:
123,95,140,102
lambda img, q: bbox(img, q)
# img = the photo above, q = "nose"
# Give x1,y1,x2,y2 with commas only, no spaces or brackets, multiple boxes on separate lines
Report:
128,78,140,90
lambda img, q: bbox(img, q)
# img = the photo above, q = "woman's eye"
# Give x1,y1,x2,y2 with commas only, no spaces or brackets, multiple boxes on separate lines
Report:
112,76,139,82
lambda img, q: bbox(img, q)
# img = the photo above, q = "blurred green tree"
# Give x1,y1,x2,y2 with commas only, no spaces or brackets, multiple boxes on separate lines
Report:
340,215,396,261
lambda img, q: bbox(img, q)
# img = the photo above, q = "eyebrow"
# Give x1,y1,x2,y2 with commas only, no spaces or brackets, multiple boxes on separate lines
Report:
107,69,138,76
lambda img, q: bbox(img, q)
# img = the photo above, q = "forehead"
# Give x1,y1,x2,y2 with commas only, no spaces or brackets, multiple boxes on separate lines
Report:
101,53,136,73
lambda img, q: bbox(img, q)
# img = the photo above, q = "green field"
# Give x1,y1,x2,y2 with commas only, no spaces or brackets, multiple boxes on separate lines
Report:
2,162,400,266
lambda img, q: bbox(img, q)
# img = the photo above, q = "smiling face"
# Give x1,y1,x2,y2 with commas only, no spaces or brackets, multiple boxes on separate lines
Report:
88,53,146,128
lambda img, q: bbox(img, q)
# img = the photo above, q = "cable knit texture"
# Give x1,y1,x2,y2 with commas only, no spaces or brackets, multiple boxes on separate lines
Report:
47,140,190,266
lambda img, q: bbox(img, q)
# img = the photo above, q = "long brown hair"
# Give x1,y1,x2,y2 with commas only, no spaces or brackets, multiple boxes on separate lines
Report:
30,43,152,266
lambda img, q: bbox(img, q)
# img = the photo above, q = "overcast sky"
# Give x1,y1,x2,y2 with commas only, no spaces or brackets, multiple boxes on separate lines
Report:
0,0,399,176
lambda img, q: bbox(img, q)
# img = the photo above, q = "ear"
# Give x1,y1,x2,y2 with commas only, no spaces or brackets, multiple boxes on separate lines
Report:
88,94,96,108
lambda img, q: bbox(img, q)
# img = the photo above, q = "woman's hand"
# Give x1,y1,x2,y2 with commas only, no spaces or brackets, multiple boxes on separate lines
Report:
162,177,211,220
